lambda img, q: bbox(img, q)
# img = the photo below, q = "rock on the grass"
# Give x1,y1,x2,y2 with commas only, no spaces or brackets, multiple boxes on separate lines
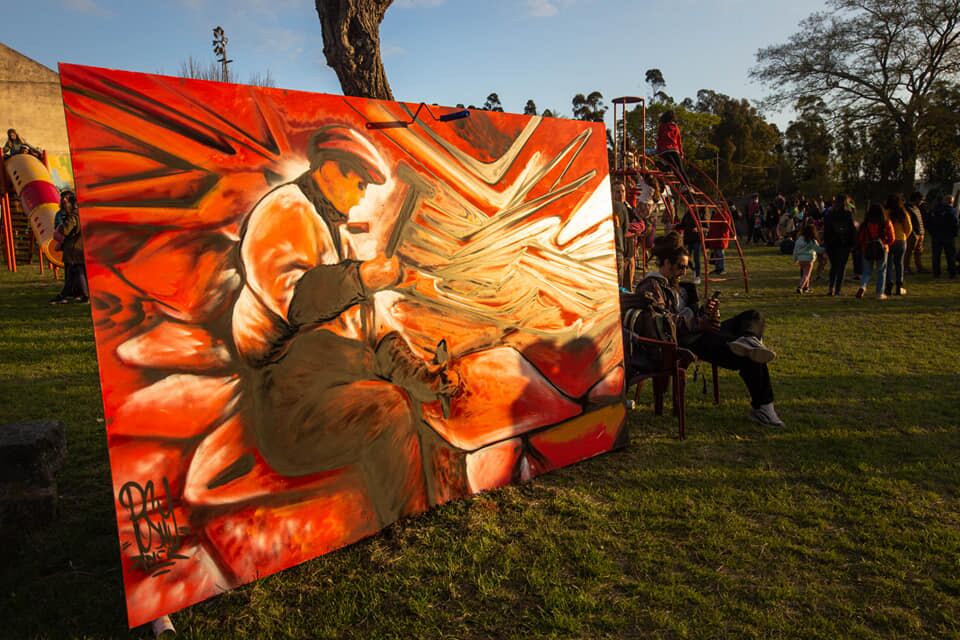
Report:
0,420,66,530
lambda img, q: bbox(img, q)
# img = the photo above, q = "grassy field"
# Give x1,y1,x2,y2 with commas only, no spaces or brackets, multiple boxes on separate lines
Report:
1,245,959,639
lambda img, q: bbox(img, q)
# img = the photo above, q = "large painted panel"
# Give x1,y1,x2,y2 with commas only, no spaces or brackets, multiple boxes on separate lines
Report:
59,64,626,627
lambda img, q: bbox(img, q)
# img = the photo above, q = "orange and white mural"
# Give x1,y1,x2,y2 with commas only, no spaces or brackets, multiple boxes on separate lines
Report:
59,64,626,628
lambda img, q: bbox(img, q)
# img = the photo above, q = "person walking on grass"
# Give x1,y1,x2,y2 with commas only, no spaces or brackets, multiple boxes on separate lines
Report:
679,207,703,284
746,194,764,245
793,223,823,294
766,195,784,246
928,193,959,279
823,194,857,296
905,191,926,275
856,203,895,300
884,194,912,296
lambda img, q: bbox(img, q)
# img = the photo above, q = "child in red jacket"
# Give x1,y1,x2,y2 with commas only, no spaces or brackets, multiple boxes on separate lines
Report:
656,111,692,186
856,203,896,300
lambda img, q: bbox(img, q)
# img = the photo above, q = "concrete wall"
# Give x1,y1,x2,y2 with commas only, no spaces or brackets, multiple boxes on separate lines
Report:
0,43,70,157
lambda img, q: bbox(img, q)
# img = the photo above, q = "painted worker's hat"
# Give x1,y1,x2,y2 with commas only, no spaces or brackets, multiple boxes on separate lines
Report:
307,125,388,186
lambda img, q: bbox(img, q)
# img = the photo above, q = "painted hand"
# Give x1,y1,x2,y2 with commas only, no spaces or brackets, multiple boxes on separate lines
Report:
360,255,402,292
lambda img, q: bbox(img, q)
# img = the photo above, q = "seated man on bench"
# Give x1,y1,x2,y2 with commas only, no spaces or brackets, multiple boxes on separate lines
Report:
626,232,785,427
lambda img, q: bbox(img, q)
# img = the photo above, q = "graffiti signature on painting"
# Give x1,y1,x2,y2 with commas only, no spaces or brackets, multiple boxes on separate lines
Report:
118,478,189,578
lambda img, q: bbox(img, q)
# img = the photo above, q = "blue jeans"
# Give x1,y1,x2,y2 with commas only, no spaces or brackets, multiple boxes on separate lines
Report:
860,255,888,295
885,240,906,291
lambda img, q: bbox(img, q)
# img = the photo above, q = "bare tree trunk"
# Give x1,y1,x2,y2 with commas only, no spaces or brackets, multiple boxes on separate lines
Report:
315,0,394,101
898,122,918,194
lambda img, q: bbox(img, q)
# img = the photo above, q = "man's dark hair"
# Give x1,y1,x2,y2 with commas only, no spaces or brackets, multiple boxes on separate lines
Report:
660,110,675,124
652,231,689,265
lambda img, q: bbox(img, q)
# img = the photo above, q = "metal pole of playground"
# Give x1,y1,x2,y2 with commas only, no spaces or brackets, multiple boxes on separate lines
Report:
0,155,15,273
1,192,13,272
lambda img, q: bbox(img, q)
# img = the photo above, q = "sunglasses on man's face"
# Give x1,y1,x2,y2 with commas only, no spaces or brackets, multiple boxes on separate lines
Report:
675,263,690,272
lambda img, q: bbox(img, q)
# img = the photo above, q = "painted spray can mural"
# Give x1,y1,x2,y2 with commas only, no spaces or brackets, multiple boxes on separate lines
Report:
59,64,626,627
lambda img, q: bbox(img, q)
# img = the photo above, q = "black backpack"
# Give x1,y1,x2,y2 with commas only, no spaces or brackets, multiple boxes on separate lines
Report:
621,290,677,374
863,225,886,260
828,212,851,245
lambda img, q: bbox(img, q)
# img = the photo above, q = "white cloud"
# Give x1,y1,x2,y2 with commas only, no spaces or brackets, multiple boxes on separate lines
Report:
63,0,108,15
526,0,559,17
256,26,307,57
395,0,445,7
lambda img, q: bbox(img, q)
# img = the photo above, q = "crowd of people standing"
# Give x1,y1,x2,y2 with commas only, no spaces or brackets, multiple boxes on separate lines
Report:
733,190,959,299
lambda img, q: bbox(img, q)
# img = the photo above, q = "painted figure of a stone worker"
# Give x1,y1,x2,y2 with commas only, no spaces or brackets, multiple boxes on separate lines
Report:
232,125,459,526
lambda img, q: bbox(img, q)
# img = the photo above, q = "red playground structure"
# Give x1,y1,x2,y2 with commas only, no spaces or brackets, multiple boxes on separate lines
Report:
611,96,749,297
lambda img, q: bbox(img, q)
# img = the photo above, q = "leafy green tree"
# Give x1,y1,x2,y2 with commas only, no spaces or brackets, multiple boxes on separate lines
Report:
833,109,868,191
862,112,905,188
645,68,667,101
624,73,719,187
483,93,504,112
919,82,960,187
752,0,960,192
784,96,835,196
695,89,781,195
572,91,607,122
625,101,721,180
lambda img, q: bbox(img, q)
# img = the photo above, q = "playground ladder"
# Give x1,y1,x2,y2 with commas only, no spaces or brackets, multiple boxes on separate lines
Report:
611,96,750,298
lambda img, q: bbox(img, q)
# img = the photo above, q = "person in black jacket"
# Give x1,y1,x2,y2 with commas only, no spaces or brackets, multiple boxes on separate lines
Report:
823,194,857,296
929,194,959,278
628,233,783,427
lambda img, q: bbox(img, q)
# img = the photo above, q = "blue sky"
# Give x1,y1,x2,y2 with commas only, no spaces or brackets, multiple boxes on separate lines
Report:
4,0,828,130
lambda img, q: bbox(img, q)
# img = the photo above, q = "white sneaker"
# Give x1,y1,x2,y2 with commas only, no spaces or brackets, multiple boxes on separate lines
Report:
750,403,785,427
693,276,701,284
728,336,776,363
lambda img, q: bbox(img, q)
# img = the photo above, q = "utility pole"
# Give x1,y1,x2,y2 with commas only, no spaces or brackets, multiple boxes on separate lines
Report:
212,26,232,82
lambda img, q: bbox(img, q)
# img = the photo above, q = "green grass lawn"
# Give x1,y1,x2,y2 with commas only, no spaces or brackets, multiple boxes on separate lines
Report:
1,246,959,639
